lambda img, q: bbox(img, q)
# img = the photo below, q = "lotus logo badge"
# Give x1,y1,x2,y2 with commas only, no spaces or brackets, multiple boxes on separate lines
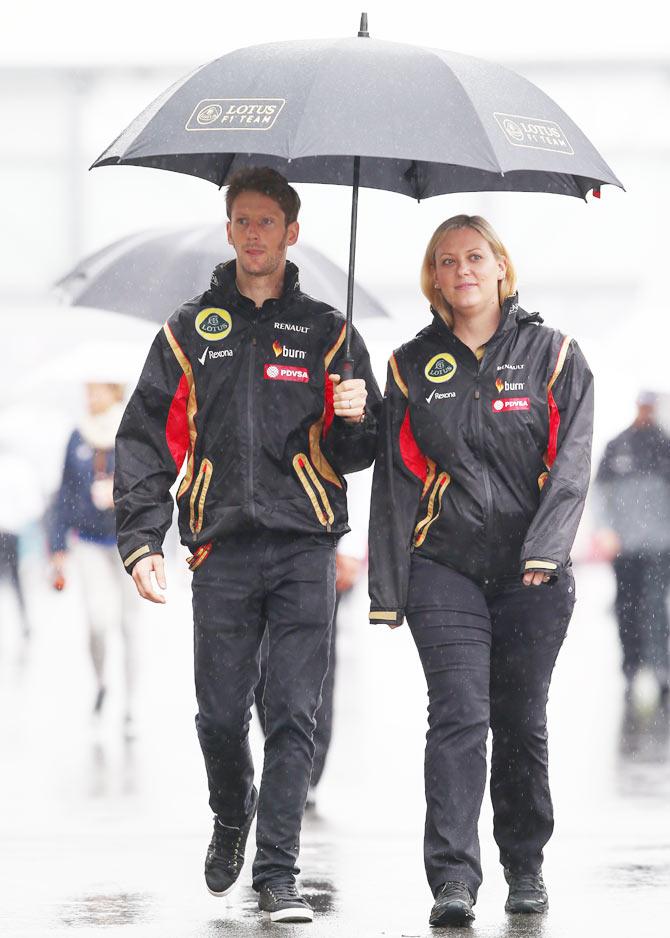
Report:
195,308,232,341
197,105,223,125
425,353,457,384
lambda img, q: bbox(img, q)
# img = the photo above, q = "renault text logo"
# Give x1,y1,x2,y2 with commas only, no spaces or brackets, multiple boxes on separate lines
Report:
186,99,286,132
425,353,457,384
494,112,574,155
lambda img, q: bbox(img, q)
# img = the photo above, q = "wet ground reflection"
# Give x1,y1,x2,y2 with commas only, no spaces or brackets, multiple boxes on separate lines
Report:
58,891,151,928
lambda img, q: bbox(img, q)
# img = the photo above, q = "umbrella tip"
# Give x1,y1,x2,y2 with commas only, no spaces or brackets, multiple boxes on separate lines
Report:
358,12,369,37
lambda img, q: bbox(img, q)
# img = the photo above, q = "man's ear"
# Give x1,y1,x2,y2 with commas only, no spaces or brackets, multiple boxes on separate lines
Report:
226,220,233,245
287,221,299,247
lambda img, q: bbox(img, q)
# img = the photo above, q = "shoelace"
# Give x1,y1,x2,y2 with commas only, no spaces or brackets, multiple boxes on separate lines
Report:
438,881,471,901
211,824,243,869
266,882,302,902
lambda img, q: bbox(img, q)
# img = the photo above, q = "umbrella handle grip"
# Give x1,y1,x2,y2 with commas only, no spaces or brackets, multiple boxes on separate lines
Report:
340,357,355,382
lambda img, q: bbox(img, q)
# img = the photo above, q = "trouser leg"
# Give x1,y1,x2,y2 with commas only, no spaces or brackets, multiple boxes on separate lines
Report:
310,598,338,788
252,534,335,888
73,539,120,691
489,570,575,874
613,556,644,680
406,558,491,900
192,536,265,826
639,553,670,687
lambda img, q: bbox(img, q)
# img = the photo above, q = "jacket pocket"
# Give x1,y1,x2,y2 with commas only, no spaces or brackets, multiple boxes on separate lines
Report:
189,458,213,534
292,453,334,529
413,472,451,547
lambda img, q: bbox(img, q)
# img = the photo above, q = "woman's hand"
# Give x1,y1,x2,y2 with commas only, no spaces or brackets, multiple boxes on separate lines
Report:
330,374,367,423
522,570,552,587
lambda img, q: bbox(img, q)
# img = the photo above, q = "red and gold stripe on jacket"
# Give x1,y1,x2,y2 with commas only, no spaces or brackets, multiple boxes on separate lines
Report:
189,458,213,534
539,335,571,489
413,472,451,547
391,354,436,498
163,324,198,499
306,323,346,489
293,453,335,527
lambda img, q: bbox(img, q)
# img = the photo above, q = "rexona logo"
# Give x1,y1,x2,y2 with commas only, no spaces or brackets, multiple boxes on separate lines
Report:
273,340,306,360
494,112,574,155
496,378,524,393
425,353,457,383
492,397,531,413
186,99,286,132
264,364,310,383
195,308,232,341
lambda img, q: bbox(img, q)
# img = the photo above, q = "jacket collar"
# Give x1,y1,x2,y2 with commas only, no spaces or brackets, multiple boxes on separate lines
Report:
424,293,537,343
206,259,302,311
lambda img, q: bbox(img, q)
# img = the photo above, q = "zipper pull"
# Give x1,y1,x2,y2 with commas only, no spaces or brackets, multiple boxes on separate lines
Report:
474,389,480,400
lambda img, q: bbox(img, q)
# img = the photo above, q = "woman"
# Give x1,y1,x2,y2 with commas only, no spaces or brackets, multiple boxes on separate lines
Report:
49,383,139,735
368,216,593,926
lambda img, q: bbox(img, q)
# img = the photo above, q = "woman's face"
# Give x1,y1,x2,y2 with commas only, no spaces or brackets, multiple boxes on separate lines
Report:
433,227,506,318
85,383,118,416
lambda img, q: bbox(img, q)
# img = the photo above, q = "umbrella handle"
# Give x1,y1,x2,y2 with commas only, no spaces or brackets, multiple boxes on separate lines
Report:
340,357,355,382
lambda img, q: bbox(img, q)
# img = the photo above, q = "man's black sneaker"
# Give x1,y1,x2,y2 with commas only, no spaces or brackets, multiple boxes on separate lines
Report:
258,880,314,923
204,787,258,896
504,870,549,914
429,881,475,926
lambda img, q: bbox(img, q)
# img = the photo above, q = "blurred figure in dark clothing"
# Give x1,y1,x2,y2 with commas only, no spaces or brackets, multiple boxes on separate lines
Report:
594,391,670,703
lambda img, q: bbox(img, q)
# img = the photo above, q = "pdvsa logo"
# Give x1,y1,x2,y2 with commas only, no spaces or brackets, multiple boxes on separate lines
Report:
273,340,306,360
195,308,232,341
492,397,530,413
425,353,457,383
264,364,310,383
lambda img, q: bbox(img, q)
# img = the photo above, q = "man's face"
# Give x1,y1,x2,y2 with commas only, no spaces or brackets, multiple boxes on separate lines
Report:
227,190,299,278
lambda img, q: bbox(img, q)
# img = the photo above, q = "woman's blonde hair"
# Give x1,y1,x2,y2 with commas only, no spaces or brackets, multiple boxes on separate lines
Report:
420,215,517,327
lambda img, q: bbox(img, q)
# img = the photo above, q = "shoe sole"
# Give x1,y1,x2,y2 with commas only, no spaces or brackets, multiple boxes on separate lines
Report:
429,903,475,926
207,882,237,898
505,900,548,914
263,908,314,923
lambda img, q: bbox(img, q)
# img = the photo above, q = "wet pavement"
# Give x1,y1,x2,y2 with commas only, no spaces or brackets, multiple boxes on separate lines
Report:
1,560,668,937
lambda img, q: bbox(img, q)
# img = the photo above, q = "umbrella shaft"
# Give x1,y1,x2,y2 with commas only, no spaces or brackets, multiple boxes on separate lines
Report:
345,156,360,362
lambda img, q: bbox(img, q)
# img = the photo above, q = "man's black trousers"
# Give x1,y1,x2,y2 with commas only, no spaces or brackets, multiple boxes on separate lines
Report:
191,530,336,889
406,555,575,900
613,551,670,688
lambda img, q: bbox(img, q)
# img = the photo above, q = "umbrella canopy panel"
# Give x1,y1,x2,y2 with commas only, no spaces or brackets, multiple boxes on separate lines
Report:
92,37,622,199
54,226,389,323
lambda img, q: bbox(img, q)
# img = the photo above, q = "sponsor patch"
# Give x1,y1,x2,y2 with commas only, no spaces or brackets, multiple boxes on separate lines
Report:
496,378,524,393
426,388,456,403
264,363,309,383
273,340,306,360
186,99,285,132
425,353,457,384
195,308,232,341
494,112,574,155
492,397,530,413
497,363,525,371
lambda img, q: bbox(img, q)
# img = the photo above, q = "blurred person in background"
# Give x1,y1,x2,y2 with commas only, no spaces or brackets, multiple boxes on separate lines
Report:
593,390,670,707
0,444,39,640
48,382,138,736
255,468,371,811
369,215,593,926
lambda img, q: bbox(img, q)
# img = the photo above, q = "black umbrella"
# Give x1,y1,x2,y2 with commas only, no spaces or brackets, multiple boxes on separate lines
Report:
54,225,389,324
92,15,623,375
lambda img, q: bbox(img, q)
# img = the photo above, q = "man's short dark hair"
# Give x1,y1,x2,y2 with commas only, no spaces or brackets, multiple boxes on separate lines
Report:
225,167,301,225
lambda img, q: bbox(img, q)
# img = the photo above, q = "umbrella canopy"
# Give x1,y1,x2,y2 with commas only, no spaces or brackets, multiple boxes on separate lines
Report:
92,33,622,200
54,226,389,323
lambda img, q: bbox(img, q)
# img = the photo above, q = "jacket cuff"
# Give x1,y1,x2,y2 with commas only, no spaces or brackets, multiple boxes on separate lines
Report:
369,608,404,626
122,544,163,575
520,558,562,576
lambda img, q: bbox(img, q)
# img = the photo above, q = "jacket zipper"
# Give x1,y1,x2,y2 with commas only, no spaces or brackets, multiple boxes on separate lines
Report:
247,330,257,523
474,372,494,554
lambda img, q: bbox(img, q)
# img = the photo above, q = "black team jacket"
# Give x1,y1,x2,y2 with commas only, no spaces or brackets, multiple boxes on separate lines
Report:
368,295,594,626
114,260,381,574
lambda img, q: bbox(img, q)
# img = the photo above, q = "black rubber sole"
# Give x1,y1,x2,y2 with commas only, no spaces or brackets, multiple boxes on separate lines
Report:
505,900,548,914
429,903,475,927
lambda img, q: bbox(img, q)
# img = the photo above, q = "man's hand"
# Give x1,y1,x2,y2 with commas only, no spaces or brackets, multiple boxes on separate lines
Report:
330,374,367,423
132,554,167,603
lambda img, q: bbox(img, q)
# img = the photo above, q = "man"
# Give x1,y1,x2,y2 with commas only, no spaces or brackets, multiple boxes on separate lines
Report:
594,391,670,704
114,168,381,923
